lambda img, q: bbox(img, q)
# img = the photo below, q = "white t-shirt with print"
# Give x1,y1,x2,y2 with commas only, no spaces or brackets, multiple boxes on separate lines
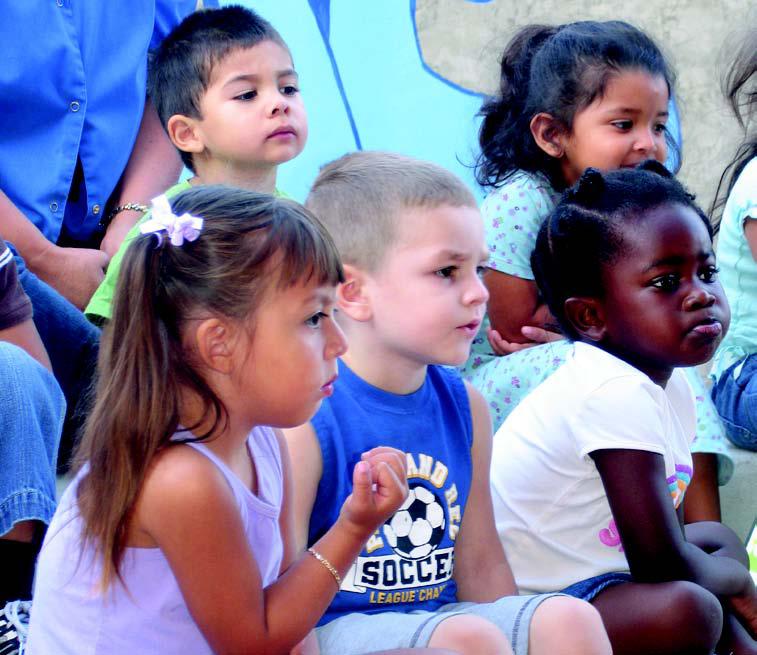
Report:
490,342,696,594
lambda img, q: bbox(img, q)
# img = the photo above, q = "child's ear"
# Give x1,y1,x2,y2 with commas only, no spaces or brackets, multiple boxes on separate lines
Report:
564,297,607,342
530,113,566,159
167,114,205,155
193,317,236,374
337,264,373,322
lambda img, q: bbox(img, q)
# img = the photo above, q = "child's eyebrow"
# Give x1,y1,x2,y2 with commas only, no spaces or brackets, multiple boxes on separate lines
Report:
435,250,469,261
604,105,670,118
434,248,490,262
223,69,298,87
642,251,714,272
601,107,669,117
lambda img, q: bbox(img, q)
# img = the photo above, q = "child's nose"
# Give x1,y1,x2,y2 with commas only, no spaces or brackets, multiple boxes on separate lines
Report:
683,284,716,311
269,94,290,116
464,273,489,306
325,318,348,359
634,128,656,154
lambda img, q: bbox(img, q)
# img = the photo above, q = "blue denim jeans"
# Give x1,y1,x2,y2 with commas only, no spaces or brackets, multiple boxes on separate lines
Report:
711,354,757,451
560,572,633,602
0,343,64,536
12,253,100,471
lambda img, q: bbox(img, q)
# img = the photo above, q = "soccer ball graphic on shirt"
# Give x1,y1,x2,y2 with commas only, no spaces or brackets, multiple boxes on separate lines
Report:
382,485,446,559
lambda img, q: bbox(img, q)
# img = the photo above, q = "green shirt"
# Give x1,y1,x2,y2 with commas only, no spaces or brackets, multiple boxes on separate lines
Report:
85,182,289,321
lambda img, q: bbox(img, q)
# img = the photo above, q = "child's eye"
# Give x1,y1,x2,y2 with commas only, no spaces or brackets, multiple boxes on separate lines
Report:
476,265,487,278
234,90,257,101
435,266,457,279
654,122,668,134
650,274,680,292
699,266,720,283
611,120,633,131
305,311,328,328
281,85,299,96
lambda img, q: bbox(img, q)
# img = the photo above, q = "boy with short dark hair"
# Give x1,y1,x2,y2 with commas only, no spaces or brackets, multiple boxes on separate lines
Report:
86,5,306,321
284,151,612,655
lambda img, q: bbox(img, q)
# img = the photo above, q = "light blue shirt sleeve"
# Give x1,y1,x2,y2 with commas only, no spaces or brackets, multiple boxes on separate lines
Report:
480,172,560,280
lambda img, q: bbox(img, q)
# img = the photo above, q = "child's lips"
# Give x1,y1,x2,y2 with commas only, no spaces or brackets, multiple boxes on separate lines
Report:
457,319,481,337
321,375,338,396
689,319,723,338
267,126,297,140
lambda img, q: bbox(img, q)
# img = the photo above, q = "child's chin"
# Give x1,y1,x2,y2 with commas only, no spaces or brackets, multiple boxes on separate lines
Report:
275,402,322,429
434,350,470,369
678,348,720,370
274,142,305,165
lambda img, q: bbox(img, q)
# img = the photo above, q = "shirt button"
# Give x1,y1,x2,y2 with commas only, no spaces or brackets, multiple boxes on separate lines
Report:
70,101,80,112
92,204,101,215
56,0,64,6
50,201,59,212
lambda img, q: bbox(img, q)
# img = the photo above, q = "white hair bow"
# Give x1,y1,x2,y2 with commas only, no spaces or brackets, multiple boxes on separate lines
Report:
139,194,204,247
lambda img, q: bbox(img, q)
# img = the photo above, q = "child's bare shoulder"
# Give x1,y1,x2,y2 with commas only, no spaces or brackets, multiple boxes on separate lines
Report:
138,445,233,519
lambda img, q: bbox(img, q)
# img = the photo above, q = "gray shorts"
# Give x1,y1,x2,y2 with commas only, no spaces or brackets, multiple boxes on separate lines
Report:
316,593,563,655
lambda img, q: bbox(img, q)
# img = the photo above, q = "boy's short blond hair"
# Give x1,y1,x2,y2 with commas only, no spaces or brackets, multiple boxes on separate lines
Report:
305,151,477,271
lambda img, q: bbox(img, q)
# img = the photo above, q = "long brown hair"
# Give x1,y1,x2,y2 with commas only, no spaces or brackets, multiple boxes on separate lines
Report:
75,186,343,588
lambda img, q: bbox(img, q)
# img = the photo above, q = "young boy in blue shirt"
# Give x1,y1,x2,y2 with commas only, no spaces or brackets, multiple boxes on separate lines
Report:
86,5,307,322
284,151,612,655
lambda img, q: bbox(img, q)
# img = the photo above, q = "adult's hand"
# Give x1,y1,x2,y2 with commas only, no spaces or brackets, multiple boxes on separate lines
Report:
0,189,107,309
31,244,110,310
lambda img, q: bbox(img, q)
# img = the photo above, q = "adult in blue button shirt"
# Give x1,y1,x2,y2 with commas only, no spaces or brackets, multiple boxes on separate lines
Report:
0,1,215,469
0,1,221,306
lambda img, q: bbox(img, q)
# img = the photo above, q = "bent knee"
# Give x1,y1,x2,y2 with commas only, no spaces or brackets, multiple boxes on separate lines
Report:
667,581,722,645
530,596,611,654
428,614,512,655
532,595,604,629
